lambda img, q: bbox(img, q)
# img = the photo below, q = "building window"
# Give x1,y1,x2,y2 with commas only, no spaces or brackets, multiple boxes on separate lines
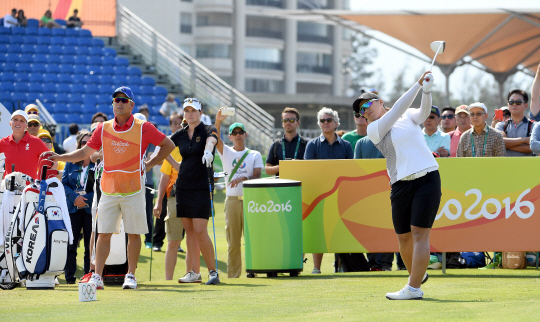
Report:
297,0,329,9
245,47,282,70
297,52,331,74
180,13,192,33
297,22,331,43
196,13,231,27
246,0,283,8
245,78,284,93
196,44,231,58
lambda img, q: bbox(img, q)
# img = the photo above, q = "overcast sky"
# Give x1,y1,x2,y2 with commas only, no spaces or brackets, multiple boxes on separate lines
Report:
348,0,538,103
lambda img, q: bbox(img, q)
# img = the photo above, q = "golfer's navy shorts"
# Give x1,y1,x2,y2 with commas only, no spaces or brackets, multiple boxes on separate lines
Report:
390,170,441,234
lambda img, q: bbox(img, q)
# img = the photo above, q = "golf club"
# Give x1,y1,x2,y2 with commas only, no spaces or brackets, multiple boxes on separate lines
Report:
205,169,220,285
429,40,445,70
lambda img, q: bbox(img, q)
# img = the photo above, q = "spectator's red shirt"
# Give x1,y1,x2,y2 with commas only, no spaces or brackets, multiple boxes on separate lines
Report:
87,115,166,156
0,132,50,179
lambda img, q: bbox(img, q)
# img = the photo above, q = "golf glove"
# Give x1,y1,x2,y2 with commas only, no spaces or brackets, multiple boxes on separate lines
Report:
423,73,434,92
202,150,213,167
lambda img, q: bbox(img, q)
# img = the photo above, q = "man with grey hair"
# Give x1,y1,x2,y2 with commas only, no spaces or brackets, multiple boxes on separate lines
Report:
305,107,353,274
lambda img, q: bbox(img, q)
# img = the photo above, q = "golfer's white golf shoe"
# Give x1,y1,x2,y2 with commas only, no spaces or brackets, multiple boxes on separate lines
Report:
386,285,423,300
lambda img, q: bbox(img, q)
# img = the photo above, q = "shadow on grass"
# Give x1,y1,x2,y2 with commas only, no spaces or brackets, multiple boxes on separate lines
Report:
272,272,540,281
138,254,229,273
423,298,494,303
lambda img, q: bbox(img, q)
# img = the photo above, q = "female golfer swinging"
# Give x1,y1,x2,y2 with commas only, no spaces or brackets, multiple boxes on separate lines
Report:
357,71,440,300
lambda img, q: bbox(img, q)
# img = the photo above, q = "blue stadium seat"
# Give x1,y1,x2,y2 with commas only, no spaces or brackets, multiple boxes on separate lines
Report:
113,76,129,84
27,19,40,29
50,37,64,46
60,55,76,65
0,35,9,44
0,62,16,72
0,54,5,63
98,75,114,85
114,66,129,75
54,104,68,113
64,38,78,47
11,27,25,36
84,75,100,84
45,64,61,74
58,74,73,84
81,113,93,123
12,92,28,103
51,28,65,37
24,28,39,36
92,38,105,48
0,100,13,110
28,73,45,83
9,36,24,44
77,37,93,48
38,28,51,36
13,82,28,92
36,36,50,46
60,65,75,74
74,56,88,65
52,113,67,123
153,86,168,97
7,45,22,54
102,56,116,66
70,84,85,94
72,74,86,84
34,45,49,54
0,91,12,100
31,63,47,74
16,63,32,73
26,91,41,101
44,74,59,84
20,54,33,63
74,65,88,75
98,85,112,94
101,67,114,76
0,44,8,52
46,54,62,65
65,114,81,124
82,95,98,106
141,77,156,86
42,83,57,93
96,104,110,113
65,29,79,38
84,84,99,94
0,28,10,35
55,83,70,93
88,56,102,65
126,76,142,86
55,19,67,26
55,94,70,104
87,65,102,75
14,73,30,82
102,48,117,57
0,72,16,82
0,82,14,91
48,45,63,55
79,29,92,38
21,44,36,54
61,46,77,56
68,96,84,106
75,46,90,56
88,47,102,56
22,36,38,45
115,57,130,67
33,54,48,64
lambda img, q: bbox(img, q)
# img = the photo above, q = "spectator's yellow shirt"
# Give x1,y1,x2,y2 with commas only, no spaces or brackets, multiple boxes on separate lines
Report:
160,147,182,197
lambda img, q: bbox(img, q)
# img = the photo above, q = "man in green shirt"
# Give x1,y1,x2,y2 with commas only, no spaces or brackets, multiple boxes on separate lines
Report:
341,111,367,148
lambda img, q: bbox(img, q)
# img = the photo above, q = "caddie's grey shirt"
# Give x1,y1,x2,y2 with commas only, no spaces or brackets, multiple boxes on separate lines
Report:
495,116,534,157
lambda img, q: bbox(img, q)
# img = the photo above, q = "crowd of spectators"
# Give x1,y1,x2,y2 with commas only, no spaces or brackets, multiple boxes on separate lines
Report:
3,8,84,29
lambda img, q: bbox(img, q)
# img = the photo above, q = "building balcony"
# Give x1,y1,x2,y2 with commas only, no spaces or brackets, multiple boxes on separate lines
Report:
246,28,282,39
246,60,283,70
195,0,233,12
297,65,331,74
193,26,233,40
297,34,332,44
180,25,192,34
246,0,283,8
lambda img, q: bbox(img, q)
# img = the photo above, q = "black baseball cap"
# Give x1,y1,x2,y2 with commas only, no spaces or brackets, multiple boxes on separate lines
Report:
352,93,380,113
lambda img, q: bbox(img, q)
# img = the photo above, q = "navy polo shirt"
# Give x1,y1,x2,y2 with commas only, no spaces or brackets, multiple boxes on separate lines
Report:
304,134,353,160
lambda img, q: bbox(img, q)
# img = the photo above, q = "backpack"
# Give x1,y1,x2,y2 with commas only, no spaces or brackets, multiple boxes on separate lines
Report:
272,137,308,162
503,119,534,137
460,252,486,268
501,252,528,269
334,253,370,272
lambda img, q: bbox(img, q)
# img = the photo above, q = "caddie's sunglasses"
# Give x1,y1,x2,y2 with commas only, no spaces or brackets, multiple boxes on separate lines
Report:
359,99,377,116
320,118,334,123
231,130,245,136
27,111,38,115
508,100,524,106
41,138,52,143
441,115,455,120
282,118,298,123
28,122,40,127
112,97,132,104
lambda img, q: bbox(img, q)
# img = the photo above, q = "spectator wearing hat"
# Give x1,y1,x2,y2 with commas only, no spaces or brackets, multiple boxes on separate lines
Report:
457,103,505,157
448,105,472,157
4,9,17,28
63,123,79,153
26,115,42,137
528,63,540,122
0,111,49,179
46,86,175,290
495,89,534,156
342,100,368,148
440,107,457,133
423,106,450,157
38,131,65,174
265,107,307,177
160,94,181,119
305,107,353,274
215,109,263,278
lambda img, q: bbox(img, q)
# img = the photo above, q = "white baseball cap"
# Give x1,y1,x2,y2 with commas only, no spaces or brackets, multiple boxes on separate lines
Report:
133,113,147,122
468,102,488,114
183,98,202,111
11,110,28,122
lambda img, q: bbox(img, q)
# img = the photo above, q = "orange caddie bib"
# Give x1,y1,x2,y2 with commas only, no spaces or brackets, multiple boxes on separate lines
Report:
100,118,144,197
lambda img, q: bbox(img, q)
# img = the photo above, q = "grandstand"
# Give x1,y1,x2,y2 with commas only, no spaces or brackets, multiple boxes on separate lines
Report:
0,20,170,138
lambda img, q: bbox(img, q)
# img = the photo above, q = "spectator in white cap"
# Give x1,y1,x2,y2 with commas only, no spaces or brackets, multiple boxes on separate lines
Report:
0,110,49,179
457,102,505,157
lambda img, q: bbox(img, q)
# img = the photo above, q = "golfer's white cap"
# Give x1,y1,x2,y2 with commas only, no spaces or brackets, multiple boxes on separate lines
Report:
133,113,147,122
183,98,202,111
468,102,488,114
11,110,28,122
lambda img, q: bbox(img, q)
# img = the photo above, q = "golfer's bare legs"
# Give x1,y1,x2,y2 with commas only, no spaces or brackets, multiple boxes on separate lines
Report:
182,218,201,274
397,232,413,275
165,240,181,280
94,233,112,276
127,234,141,274
397,226,430,288
193,218,216,271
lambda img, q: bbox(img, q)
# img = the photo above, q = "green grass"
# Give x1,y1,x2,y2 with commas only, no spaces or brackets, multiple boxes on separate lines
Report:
2,190,540,321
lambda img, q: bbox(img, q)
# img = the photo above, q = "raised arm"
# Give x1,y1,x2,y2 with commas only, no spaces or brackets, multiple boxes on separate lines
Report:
409,73,434,125
214,108,228,155
531,63,540,119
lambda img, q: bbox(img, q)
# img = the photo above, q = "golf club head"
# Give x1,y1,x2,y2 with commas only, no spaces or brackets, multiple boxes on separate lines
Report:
430,41,445,54
205,275,220,285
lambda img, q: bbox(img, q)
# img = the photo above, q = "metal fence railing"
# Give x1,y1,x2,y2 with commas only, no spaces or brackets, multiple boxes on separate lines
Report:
116,5,274,152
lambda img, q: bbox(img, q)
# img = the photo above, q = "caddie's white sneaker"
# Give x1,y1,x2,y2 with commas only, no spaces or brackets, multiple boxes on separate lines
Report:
89,273,104,290
386,285,423,300
178,271,202,283
122,273,137,289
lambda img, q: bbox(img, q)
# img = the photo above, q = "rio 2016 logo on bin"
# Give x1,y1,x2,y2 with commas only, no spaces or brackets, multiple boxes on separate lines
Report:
247,200,292,213
81,284,96,300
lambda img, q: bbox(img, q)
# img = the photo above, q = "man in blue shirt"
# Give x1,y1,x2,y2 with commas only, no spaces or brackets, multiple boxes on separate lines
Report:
422,106,450,157
305,107,353,274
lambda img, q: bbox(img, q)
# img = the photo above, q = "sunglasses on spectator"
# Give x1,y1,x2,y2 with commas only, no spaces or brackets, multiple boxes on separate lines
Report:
28,122,40,127
508,100,524,106
359,99,378,116
27,111,38,115
441,115,455,120
282,118,298,123
112,97,133,104
230,130,245,136
41,138,52,143
427,115,437,120
353,113,365,118
320,118,334,123
470,112,486,117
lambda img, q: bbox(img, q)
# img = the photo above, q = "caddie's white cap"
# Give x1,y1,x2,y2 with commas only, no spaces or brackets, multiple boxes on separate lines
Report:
133,113,147,122
183,98,202,111
468,102,488,114
11,110,28,122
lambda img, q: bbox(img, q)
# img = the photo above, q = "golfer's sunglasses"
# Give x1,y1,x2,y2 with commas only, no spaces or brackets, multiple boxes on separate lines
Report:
359,99,378,116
